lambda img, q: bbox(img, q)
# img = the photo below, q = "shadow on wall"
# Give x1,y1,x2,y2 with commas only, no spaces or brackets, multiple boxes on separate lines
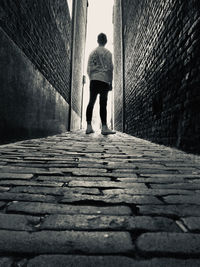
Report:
0,28,69,144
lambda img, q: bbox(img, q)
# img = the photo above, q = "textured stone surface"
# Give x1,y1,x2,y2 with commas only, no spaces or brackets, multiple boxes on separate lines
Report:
7,201,132,216
182,217,200,232
0,201,5,208
0,214,40,231
27,256,200,267
68,181,147,189
137,232,200,255
0,187,9,192
0,257,13,267
0,173,33,179
137,205,200,217
114,0,200,154
0,130,199,262
0,192,56,203
103,188,193,196
0,230,134,254
151,183,200,190
40,214,179,232
164,195,200,204
60,193,162,204
10,186,100,196
0,180,63,187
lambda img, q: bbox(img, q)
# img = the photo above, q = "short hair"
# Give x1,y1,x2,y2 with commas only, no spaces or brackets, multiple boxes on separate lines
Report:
97,33,107,45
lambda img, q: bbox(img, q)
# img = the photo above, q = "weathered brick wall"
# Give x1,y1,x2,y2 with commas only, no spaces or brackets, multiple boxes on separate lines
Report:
0,0,87,142
118,0,200,154
0,0,72,102
70,0,88,130
0,28,69,143
113,0,124,131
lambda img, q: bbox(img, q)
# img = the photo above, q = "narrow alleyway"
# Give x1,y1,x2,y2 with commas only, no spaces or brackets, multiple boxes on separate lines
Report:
0,131,200,266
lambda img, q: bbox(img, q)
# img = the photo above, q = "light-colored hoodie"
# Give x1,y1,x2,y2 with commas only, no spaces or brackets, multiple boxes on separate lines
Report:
87,46,113,84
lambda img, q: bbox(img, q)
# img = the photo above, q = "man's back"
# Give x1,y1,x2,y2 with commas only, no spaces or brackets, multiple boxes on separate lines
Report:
87,46,113,84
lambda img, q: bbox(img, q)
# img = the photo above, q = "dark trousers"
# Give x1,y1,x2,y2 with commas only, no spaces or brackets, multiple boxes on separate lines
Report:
86,80,109,125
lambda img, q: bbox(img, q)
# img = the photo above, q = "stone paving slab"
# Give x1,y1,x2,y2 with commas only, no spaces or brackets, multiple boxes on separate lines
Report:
0,173,34,179
136,232,200,256
0,180,64,187
164,195,200,204
151,183,200,189
7,201,132,215
103,188,193,196
0,201,5,208
0,130,200,264
27,255,200,267
0,257,13,267
181,217,200,231
0,213,40,231
0,192,56,203
0,230,134,254
137,204,200,217
10,185,101,196
39,214,179,232
68,180,147,189
0,187,10,192
36,175,112,182
60,193,162,204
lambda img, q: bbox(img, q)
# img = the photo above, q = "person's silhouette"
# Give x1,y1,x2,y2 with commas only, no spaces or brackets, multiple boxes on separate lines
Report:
86,33,116,135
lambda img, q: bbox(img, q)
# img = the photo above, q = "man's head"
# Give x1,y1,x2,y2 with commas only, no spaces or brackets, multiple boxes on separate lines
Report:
97,33,107,46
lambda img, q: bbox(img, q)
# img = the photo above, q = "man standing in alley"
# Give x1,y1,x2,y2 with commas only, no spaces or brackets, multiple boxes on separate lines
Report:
86,33,116,135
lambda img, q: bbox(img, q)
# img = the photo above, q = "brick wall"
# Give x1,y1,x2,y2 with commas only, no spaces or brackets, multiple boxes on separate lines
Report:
0,28,69,143
0,0,72,102
115,0,200,154
0,0,87,142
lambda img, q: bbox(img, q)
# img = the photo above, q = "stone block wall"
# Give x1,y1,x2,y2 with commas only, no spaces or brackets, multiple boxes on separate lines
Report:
115,0,200,153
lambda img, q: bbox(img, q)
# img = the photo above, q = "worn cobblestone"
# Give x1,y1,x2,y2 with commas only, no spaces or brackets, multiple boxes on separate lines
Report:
181,217,200,232
0,230,134,254
27,256,200,267
0,192,56,203
0,201,5,208
40,214,179,232
0,257,13,267
7,201,132,215
164,195,200,205
68,181,147,189
0,180,64,187
60,193,162,204
0,214,40,231
136,232,200,256
36,175,112,182
137,205,200,217
10,186,101,196
0,173,34,179
0,130,199,264
0,187,10,192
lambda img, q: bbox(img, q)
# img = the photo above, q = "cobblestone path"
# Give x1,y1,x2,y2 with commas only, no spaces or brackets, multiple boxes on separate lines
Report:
0,131,200,266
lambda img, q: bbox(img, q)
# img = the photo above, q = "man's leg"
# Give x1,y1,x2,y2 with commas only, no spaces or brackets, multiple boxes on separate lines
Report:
99,90,116,135
99,90,108,125
86,82,98,134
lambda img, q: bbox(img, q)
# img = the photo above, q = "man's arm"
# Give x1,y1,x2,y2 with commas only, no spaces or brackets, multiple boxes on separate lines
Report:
87,54,92,77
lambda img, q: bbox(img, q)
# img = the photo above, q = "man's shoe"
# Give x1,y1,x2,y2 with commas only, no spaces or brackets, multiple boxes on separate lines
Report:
86,125,94,134
101,127,116,135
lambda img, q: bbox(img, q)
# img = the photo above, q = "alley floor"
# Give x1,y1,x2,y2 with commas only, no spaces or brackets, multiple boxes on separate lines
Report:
0,131,200,266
